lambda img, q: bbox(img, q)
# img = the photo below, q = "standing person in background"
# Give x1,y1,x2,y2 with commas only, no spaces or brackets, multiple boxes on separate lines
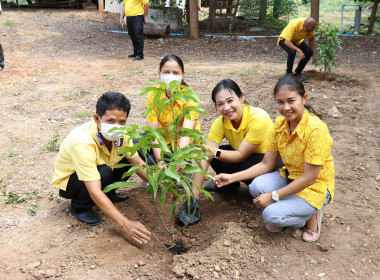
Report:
278,17,317,81
121,0,149,61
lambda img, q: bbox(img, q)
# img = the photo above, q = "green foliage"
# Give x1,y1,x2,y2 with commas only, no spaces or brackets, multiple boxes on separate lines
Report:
314,21,343,79
28,202,38,216
2,190,38,204
43,132,60,152
3,20,23,27
103,80,213,238
75,110,95,118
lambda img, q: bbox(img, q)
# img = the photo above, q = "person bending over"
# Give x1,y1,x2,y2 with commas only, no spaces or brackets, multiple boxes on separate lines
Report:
52,92,151,244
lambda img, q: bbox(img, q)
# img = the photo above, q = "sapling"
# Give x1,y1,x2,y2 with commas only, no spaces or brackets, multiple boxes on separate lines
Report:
103,79,213,242
314,21,343,80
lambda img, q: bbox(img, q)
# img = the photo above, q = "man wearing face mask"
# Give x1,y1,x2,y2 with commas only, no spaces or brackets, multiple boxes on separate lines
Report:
52,92,151,244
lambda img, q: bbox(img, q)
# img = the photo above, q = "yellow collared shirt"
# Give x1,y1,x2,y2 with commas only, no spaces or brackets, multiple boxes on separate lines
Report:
146,88,201,145
277,18,315,46
267,109,335,209
123,0,149,17
52,121,136,191
207,104,273,154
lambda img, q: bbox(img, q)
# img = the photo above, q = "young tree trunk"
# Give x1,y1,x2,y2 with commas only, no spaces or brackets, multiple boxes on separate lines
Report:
259,0,267,21
209,0,216,32
310,0,319,24
189,0,199,39
273,0,281,19
368,0,379,33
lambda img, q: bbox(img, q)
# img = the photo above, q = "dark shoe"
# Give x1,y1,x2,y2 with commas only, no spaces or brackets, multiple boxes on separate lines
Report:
70,208,101,226
294,73,308,81
175,197,201,227
204,179,240,192
134,55,144,61
108,192,129,203
128,54,137,58
285,72,294,77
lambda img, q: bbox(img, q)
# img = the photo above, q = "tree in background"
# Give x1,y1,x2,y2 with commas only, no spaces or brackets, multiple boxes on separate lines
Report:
354,0,379,33
310,0,319,23
189,0,199,38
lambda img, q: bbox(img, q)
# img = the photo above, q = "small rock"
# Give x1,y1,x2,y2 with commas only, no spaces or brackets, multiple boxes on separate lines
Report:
158,38,164,44
172,265,185,277
45,269,56,277
22,261,41,272
134,264,139,269
90,265,96,270
186,267,197,277
96,228,104,235
376,174,380,181
137,261,145,266
213,271,219,278
223,240,231,247
328,106,342,118
317,244,329,252
260,256,265,263
318,272,326,277
214,265,221,272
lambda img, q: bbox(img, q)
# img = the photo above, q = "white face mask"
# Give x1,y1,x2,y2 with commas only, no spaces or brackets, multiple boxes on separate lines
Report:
100,121,124,141
160,74,182,88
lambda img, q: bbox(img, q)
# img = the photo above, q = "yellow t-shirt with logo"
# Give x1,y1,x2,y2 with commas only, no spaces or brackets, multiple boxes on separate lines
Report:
123,0,149,17
52,121,136,191
267,109,335,209
207,104,273,154
146,88,201,145
277,18,315,46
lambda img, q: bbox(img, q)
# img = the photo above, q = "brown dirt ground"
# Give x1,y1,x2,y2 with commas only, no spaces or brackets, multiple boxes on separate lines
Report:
1,5,380,280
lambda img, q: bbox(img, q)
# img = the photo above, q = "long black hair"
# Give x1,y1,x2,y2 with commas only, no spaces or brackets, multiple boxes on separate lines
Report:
273,76,322,119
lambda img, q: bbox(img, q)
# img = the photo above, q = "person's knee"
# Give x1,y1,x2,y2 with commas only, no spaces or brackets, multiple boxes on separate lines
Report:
98,165,113,187
288,49,297,58
304,47,313,59
249,178,264,198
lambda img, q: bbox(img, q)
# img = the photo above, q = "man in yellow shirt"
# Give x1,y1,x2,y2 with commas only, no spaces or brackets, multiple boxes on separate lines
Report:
121,0,149,61
278,17,317,80
52,92,151,244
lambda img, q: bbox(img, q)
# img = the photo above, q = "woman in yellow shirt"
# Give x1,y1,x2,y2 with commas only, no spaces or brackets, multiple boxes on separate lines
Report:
143,54,200,167
176,79,281,226
214,76,335,242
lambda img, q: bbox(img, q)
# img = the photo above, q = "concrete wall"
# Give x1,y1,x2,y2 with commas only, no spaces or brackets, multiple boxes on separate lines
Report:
104,0,182,31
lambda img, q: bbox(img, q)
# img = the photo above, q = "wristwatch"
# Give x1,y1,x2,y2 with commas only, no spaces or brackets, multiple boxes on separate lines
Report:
214,148,221,158
272,191,280,202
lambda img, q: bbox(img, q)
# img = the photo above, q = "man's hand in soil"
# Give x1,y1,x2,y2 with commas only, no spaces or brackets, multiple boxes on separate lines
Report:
213,173,233,187
253,193,273,209
121,219,151,244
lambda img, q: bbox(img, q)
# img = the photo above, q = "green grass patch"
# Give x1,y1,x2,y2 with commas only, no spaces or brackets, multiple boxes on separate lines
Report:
75,110,95,118
3,19,23,27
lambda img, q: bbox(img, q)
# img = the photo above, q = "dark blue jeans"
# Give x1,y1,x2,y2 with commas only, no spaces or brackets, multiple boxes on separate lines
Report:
127,15,144,57
279,39,313,74
59,158,131,210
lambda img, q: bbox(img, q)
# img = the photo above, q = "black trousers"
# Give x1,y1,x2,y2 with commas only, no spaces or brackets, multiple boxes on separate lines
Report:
0,44,4,68
279,39,313,74
210,145,284,187
127,15,144,57
59,158,131,211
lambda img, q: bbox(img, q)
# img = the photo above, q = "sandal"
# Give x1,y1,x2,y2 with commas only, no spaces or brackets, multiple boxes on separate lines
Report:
302,210,323,242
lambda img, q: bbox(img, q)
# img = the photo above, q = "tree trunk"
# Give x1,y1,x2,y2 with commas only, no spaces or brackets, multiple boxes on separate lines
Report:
259,0,267,21
368,0,379,33
144,23,170,38
273,0,281,19
189,0,199,39
209,0,217,32
310,0,319,24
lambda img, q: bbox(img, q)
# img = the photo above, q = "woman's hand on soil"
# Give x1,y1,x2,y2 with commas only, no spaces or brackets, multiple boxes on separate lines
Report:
253,193,273,209
213,174,232,187
122,220,151,244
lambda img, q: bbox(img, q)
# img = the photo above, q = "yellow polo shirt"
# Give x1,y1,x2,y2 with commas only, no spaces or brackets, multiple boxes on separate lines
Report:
277,18,315,46
267,110,335,209
123,0,149,17
52,121,136,191
146,88,201,145
207,104,273,154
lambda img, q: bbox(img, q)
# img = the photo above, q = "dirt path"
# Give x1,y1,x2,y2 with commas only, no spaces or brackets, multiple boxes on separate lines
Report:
1,7,380,280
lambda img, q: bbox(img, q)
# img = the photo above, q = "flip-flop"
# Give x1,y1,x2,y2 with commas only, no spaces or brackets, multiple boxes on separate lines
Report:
302,209,323,242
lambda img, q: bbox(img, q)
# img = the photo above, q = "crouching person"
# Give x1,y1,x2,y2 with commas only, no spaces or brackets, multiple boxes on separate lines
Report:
52,92,151,244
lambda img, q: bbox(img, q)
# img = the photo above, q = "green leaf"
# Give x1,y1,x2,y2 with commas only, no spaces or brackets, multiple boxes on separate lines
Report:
165,166,181,182
103,181,136,193
121,165,144,179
